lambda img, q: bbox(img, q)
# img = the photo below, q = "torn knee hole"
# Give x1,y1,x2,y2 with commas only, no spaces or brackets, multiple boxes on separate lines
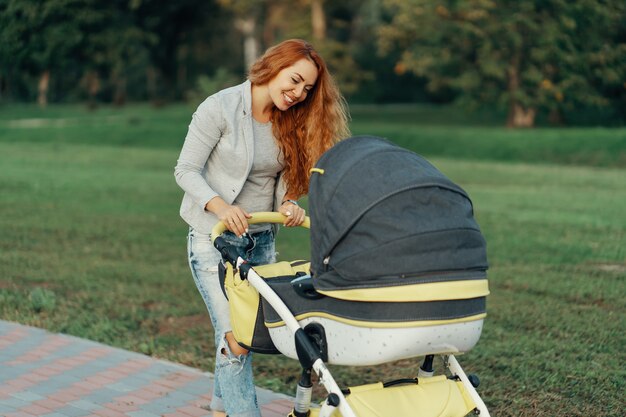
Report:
223,332,249,356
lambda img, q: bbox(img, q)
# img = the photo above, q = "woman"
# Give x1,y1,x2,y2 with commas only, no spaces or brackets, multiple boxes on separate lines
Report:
174,39,349,417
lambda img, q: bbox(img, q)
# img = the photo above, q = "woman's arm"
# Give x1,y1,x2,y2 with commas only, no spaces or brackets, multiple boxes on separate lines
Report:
174,96,224,209
175,96,253,237
205,196,251,237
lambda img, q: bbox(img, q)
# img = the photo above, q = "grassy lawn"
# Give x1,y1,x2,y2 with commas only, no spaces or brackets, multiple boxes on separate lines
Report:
0,103,624,416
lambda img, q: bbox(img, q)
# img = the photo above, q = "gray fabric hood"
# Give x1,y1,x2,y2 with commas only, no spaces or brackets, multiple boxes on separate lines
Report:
308,135,488,292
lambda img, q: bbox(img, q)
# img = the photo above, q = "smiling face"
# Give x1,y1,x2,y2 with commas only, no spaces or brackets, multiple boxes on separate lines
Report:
267,58,319,111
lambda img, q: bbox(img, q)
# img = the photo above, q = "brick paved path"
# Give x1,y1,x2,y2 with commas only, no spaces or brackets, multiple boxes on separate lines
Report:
0,320,294,417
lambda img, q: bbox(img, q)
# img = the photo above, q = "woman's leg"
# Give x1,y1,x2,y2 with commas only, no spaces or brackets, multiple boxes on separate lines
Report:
187,228,261,417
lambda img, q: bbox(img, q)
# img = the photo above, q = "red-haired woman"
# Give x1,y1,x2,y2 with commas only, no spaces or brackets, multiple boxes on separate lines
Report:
174,39,349,417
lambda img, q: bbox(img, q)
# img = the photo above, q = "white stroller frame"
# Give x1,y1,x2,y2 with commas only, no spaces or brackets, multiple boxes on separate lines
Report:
213,213,490,417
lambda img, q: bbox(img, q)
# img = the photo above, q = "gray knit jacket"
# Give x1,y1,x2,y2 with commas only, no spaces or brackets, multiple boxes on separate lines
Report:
174,80,287,234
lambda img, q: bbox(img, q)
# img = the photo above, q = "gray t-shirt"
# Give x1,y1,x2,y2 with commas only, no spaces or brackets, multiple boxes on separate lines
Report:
233,119,283,232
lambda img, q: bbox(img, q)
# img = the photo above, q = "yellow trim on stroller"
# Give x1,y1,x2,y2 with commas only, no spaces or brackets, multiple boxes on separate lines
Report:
317,279,490,302
265,312,487,329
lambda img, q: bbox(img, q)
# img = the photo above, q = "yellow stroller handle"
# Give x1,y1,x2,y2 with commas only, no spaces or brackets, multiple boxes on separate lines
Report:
211,211,310,243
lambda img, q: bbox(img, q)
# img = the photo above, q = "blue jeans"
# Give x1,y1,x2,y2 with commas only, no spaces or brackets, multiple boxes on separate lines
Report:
187,228,276,417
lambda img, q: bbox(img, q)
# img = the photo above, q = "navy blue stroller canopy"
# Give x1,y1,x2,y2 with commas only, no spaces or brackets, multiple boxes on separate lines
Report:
308,136,488,292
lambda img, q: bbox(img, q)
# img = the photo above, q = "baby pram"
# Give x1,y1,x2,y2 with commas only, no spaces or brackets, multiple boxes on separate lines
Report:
213,136,490,417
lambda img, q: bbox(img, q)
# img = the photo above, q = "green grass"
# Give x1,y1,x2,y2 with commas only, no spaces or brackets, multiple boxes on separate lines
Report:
1,103,625,416
2,102,625,167
349,104,626,168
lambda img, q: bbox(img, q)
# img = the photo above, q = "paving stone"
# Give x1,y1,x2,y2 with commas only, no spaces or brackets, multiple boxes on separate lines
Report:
0,320,295,417
26,385,59,397
0,366,31,383
106,382,136,393
8,391,45,402
1,396,29,409
82,387,130,405
68,400,101,411
53,405,92,417
0,403,18,414
126,411,162,417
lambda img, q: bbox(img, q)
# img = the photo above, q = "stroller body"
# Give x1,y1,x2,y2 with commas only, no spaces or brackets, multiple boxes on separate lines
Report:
214,136,490,416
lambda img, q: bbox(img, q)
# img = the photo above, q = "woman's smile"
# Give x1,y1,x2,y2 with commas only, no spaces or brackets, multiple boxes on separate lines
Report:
267,58,319,111
283,92,295,105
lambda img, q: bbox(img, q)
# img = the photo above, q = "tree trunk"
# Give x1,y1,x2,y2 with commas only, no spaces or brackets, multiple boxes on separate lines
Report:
235,17,258,71
506,58,535,128
113,75,127,106
147,66,165,106
311,0,326,41
263,3,286,47
548,108,564,125
176,64,186,101
507,103,536,128
84,71,100,110
38,70,50,107
177,44,189,100
146,67,156,101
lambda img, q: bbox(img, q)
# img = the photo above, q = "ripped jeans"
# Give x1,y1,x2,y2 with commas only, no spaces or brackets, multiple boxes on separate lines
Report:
187,227,276,417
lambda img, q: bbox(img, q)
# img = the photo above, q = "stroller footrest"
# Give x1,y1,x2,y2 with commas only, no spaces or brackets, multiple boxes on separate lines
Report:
310,376,476,417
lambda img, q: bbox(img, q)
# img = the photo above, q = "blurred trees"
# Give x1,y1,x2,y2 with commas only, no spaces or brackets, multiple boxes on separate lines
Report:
0,0,88,106
378,0,626,127
217,0,264,70
0,0,623,126
0,0,235,105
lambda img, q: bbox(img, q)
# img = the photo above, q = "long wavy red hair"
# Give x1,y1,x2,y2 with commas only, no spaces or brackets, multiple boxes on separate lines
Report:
248,39,350,198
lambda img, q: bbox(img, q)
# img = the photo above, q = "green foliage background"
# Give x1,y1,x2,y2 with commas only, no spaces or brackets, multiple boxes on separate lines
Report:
1,0,624,125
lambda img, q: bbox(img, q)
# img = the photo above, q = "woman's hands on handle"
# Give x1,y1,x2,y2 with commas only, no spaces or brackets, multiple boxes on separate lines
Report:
279,200,306,227
205,197,251,237
206,196,305,235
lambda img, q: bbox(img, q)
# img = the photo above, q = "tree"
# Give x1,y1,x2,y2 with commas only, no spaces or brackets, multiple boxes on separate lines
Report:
378,0,626,127
75,1,156,106
311,0,326,40
0,0,87,106
218,0,369,95
0,0,156,106
217,0,265,70
131,0,229,102
301,0,371,95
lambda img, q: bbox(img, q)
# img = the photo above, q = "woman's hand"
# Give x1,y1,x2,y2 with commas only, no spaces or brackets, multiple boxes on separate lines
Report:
279,200,306,227
206,197,251,237
217,205,252,237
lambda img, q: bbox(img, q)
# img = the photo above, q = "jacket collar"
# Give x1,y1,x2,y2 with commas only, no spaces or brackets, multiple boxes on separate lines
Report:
241,79,253,117
240,79,254,174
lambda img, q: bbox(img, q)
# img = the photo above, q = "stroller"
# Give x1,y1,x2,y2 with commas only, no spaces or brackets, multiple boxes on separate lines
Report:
213,136,490,417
